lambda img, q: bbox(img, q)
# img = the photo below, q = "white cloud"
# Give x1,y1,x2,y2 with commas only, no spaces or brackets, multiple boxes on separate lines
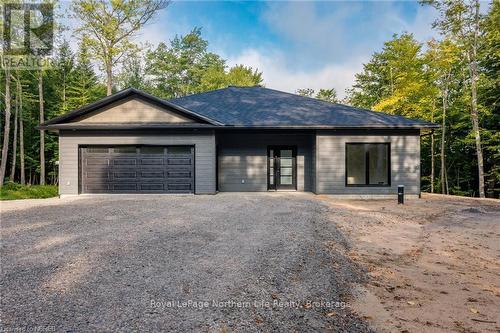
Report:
390,5,439,43
245,2,441,98
261,1,440,65
227,49,366,99
261,1,363,65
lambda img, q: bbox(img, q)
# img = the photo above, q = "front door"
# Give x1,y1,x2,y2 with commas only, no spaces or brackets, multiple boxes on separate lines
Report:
268,146,297,190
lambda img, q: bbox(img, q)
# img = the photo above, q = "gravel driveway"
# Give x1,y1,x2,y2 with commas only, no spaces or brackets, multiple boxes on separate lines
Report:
1,193,371,332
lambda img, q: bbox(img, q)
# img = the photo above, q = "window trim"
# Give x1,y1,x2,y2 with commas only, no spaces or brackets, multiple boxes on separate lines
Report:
345,142,391,187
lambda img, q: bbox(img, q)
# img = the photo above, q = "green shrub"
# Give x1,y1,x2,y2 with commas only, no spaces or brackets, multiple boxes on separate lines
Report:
0,183,58,200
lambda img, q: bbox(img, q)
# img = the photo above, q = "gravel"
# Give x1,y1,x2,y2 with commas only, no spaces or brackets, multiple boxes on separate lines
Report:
1,193,372,332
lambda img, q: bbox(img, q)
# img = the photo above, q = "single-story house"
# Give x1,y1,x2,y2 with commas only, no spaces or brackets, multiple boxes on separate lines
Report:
40,86,438,198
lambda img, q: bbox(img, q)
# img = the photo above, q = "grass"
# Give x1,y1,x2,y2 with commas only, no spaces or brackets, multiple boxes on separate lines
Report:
0,183,58,200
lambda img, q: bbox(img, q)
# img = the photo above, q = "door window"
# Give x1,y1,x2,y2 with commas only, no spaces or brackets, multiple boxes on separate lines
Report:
268,147,296,190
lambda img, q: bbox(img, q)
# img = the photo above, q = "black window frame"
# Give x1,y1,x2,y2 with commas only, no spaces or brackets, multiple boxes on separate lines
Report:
345,142,391,187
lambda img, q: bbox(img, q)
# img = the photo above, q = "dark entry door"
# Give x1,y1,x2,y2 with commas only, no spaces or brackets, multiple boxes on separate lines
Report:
268,146,297,190
80,145,194,193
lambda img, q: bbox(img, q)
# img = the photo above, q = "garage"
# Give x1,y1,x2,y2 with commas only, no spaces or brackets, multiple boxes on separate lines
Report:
80,145,194,193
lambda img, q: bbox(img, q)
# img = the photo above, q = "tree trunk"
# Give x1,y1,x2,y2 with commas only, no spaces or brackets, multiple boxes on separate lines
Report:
430,102,435,193
10,85,18,181
469,0,485,198
62,72,66,112
431,130,435,193
445,164,449,195
0,68,11,186
18,76,25,185
38,67,45,185
470,65,485,197
106,63,113,96
440,90,447,195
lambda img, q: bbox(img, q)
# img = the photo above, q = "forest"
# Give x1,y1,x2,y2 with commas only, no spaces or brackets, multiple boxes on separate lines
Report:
0,0,498,198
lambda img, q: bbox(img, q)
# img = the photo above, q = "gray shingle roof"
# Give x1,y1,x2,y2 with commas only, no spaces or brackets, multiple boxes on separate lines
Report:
170,86,438,128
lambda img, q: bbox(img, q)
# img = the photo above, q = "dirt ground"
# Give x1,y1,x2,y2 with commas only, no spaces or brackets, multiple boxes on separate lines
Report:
320,193,500,333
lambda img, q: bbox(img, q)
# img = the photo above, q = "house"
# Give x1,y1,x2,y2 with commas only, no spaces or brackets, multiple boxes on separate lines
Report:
40,86,438,198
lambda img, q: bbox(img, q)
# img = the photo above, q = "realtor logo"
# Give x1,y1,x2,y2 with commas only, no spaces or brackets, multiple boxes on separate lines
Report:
1,2,53,69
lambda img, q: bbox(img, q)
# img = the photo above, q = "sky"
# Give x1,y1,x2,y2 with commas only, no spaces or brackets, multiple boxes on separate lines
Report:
66,1,446,98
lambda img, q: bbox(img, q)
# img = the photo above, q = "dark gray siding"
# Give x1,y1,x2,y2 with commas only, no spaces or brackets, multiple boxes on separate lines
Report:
316,130,421,196
217,133,314,192
58,130,216,195
311,134,317,193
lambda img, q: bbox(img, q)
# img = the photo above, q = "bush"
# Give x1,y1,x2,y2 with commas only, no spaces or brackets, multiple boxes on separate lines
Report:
0,183,58,200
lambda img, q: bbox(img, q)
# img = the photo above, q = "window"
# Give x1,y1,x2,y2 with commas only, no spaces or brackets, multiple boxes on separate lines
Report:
140,146,164,154
346,143,390,186
113,146,136,154
168,146,191,155
86,147,108,153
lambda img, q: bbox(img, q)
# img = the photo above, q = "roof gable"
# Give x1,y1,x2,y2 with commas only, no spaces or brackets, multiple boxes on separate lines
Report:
71,97,194,124
41,88,222,127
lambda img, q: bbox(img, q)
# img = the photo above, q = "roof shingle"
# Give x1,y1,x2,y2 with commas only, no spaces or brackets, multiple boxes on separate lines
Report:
170,86,438,128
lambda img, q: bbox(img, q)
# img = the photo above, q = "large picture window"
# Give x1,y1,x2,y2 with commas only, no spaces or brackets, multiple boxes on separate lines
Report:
346,143,390,186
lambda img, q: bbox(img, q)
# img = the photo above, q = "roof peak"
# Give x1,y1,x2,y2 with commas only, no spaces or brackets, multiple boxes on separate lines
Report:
227,85,263,89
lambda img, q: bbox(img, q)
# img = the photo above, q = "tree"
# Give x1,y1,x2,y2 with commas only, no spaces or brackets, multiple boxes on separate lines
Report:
67,42,106,110
425,0,486,197
10,80,19,182
347,33,431,118
198,63,262,92
146,27,218,98
425,39,461,194
53,40,75,114
345,53,387,109
0,68,11,186
197,55,228,93
296,88,315,97
16,73,25,185
146,28,262,98
225,65,262,87
296,88,338,103
479,1,500,197
117,53,151,91
72,0,170,95
315,88,338,103
38,67,45,185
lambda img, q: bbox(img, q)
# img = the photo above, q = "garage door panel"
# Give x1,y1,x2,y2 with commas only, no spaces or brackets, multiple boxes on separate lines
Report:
112,183,138,191
167,184,192,191
81,146,194,194
167,170,191,178
167,178,193,185
140,171,164,178
113,159,137,166
85,177,111,184
139,184,165,191
85,171,110,179
84,183,110,192
113,171,137,180
86,158,108,166
140,158,164,165
167,158,192,165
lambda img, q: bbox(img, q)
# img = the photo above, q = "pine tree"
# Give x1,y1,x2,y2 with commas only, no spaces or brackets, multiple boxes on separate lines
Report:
67,43,106,110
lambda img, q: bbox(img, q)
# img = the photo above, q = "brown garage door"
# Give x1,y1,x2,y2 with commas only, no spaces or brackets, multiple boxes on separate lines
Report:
80,146,194,193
